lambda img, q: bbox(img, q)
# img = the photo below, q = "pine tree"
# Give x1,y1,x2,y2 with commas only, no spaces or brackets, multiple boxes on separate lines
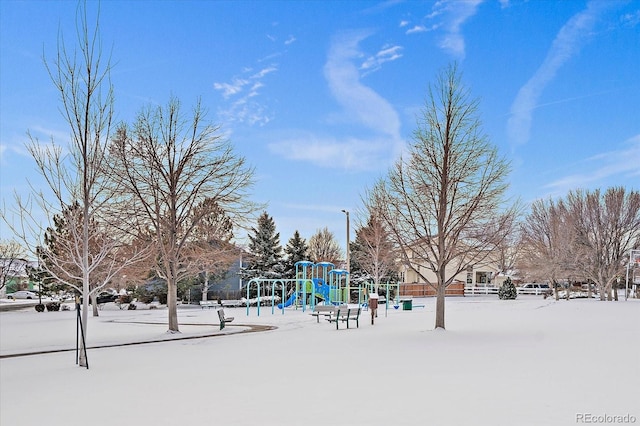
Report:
282,230,309,278
245,212,283,279
498,277,517,300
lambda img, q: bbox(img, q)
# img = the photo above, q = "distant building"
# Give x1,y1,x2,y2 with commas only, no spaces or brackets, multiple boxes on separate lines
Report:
399,241,508,297
0,258,38,297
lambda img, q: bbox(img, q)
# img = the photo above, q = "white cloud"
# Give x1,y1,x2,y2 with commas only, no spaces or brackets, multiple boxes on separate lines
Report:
507,1,613,148
218,97,272,127
0,141,32,164
544,134,640,194
360,45,403,74
399,20,409,27
621,10,640,27
269,31,406,171
213,78,249,99
214,65,278,125
269,134,395,171
406,25,428,34
323,31,402,140
428,0,484,58
251,66,278,80
284,35,296,45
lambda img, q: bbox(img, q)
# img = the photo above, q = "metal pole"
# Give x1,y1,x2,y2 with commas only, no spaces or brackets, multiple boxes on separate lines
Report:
626,249,640,301
626,254,631,301
342,210,350,303
76,300,79,365
257,280,261,317
246,279,251,316
385,281,389,317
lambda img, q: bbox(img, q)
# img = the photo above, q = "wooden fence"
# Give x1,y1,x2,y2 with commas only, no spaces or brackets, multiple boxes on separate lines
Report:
399,282,465,297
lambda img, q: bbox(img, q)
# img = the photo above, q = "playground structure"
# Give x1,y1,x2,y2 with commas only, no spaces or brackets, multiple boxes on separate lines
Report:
244,261,350,316
243,261,401,317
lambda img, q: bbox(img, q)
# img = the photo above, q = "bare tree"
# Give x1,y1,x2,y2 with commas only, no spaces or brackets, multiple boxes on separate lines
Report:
308,227,343,265
567,187,640,301
1,3,148,366
110,97,256,332
519,198,577,300
352,212,398,288
366,63,516,329
38,202,150,314
486,214,521,282
0,240,27,292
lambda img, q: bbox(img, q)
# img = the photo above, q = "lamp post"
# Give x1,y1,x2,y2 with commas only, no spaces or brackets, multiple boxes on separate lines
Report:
341,209,350,303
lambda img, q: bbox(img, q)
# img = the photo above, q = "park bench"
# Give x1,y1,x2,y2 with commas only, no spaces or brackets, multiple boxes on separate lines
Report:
217,308,234,330
221,299,243,307
310,305,337,323
200,301,221,309
326,307,361,330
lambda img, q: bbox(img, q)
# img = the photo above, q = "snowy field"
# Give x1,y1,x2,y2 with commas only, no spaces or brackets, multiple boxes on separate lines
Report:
1,296,638,426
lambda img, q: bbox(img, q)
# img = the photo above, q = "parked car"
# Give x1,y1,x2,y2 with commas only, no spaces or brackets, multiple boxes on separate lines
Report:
517,283,551,294
95,292,118,304
7,290,39,300
80,292,118,304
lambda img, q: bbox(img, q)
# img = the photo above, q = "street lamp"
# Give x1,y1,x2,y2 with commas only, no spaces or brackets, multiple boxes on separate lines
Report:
341,209,350,302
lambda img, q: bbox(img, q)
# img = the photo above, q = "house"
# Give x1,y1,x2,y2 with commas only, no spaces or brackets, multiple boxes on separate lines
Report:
0,258,39,297
399,243,506,296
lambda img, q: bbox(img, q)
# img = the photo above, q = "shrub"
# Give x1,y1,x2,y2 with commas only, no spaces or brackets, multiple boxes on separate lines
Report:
35,304,45,312
117,294,132,304
135,278,168,304
498,278,517,300
46,301,61,311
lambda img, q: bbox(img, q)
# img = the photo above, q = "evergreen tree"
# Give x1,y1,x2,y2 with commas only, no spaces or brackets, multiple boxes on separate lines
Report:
498,277,517,300
245,212,283,279
282,230,309,278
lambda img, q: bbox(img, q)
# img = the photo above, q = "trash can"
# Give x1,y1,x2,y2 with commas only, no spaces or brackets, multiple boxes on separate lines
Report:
369,293,379,310
369,293,379,325
402,299,412,310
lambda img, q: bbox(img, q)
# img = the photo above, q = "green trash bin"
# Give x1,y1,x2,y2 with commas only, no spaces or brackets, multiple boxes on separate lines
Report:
402,299,412,310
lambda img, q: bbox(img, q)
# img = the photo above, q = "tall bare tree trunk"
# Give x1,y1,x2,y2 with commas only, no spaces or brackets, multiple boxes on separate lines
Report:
435,270,446,329
435,285,446,329
91,293,99,317
168,280,179,332
202,269,210,302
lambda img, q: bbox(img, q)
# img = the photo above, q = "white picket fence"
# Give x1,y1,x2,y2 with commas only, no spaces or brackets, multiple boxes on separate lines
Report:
464,286,550,296
464,286,499,295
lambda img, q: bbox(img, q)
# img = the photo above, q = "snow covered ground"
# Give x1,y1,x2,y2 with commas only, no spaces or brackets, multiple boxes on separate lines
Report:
1,296,638,426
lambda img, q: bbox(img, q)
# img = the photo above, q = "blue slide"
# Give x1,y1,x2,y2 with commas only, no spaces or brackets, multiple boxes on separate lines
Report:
277,279,334,309
277,293,297,309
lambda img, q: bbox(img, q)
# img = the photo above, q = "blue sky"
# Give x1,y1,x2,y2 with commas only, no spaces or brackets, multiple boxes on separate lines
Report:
1,0,639,252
